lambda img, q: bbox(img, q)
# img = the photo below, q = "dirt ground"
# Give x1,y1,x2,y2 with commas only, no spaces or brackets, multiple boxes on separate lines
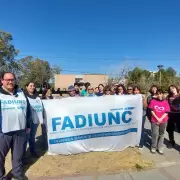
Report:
5,126,154,178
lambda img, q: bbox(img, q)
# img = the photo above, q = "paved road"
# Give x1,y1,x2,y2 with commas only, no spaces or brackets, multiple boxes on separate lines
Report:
60,165,180,180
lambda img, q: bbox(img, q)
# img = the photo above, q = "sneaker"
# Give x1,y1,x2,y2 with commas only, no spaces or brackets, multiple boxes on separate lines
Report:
167,141,175,149
138,145,143,150
158,149,164,155
12,175,28,180
151,148,156,154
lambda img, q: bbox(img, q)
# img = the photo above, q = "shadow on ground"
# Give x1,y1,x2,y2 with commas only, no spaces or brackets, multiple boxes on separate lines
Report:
23,134,48,174
144,123,180,152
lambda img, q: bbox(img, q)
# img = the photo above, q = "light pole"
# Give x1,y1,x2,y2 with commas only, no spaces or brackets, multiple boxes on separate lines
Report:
157,65,164,88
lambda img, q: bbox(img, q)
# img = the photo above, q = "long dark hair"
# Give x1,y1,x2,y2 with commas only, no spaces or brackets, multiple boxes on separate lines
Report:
41,88,53,99
25,82,37,95
149,85,158,95
42,89,48,99
133,85,141,94
103,85,111,94
168,85,179,96
116,84,127,95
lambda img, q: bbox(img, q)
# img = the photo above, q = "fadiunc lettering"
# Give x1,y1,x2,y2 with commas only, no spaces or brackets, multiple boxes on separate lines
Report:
1,100,26,104
52,111,133,132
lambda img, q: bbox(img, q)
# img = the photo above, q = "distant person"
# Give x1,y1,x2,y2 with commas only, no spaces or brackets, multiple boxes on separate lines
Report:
68,85,79,97
40,88,52,150
55,88,60,94
149,89,170,154
74,83,80,95
166,85,180,149
116,84,127,95
103,85,112,95
87,86,96,97
42,82,51,90
94,87,99,94
80,82,90,97
41,88,53,99
0,72,31,180
110,86,116,95
127,85,133,95
96,84,104,96
146,85,158,121
133,85,147,149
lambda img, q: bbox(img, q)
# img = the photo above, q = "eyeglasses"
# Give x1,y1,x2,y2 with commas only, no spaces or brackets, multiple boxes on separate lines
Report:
3,79,15,82
128,88,133,90
118,88,123,90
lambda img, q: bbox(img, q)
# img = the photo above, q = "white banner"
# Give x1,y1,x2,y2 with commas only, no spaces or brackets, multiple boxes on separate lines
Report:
43,95,143,155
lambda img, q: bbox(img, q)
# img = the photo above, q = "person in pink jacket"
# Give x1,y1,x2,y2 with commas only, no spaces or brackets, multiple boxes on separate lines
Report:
149,89,170,155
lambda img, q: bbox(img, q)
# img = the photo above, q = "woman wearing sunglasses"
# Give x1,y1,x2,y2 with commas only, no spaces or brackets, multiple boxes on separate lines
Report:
127,85,133,95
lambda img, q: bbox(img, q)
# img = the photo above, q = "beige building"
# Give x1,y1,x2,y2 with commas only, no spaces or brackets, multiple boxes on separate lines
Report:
55,74,108,90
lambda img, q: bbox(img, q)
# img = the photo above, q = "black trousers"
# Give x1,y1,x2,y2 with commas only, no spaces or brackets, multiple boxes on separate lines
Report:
0,130,26,180
166,113,180,143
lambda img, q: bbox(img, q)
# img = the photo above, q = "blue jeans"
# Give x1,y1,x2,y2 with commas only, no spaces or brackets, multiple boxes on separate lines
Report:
139,115,146,147
24,123,39,155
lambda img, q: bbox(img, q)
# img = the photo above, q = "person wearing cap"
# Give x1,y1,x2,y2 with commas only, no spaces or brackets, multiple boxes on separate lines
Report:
87,86,96,97
0,72,31,180
68,85,79,97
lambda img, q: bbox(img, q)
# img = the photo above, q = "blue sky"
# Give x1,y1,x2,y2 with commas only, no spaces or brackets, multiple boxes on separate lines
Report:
1,0,180,75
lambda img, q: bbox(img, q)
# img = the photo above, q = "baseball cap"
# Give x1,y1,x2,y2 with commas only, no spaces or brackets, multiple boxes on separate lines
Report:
68,85,75,91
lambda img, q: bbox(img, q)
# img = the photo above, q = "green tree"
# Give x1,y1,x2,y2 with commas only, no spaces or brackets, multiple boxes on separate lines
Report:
0,31,19,74
154,67,177,90
127,67,159,92
18,56,61,88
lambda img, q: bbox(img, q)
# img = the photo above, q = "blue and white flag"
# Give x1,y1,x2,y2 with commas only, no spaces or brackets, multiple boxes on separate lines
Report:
43,95,143,155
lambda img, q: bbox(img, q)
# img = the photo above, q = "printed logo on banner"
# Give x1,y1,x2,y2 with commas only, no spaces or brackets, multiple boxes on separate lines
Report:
51,106,135,132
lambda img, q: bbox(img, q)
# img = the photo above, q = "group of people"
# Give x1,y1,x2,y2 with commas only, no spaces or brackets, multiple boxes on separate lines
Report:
66,83,135,97
0,71,180,180
66,83,180,155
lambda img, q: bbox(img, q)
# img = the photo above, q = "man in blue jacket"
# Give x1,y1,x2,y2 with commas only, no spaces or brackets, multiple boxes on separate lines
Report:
0,72,31,180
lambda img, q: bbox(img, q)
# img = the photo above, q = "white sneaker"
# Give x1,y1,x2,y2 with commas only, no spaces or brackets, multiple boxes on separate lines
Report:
158,149,164,155
151,148,156,154
138,146,143,150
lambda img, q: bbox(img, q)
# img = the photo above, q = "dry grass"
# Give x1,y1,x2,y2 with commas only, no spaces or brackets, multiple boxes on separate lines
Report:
5,126,154,178
5,148,154,178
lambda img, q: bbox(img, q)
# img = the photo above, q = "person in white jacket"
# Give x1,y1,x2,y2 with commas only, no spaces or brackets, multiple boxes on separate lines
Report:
23,82,46,159
0,72,31,180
